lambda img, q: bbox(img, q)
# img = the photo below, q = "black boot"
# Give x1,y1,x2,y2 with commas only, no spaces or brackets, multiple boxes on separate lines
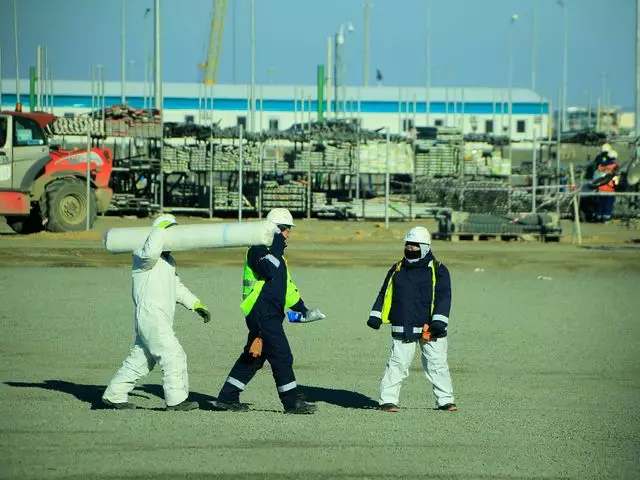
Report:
166,399,199,411
284,400,317,415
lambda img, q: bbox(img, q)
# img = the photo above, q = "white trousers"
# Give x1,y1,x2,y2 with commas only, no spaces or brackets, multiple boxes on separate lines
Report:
103,305,189,407
379,337,454,408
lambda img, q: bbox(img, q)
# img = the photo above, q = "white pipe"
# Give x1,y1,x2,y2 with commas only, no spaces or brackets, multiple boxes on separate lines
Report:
104,220,279,254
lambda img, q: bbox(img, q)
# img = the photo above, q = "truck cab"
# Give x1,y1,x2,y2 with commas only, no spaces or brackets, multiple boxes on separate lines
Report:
0,111,113,233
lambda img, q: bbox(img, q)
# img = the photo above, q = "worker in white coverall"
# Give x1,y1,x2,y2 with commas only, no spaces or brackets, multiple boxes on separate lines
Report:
102,214,211,411
366,226,458,413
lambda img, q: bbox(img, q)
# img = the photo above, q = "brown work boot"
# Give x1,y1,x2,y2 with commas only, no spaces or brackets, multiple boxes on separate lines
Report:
437,403,459,412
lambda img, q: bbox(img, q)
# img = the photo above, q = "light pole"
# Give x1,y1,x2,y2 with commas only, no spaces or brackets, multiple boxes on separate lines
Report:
363,0,371,86
531,0,538,91
250,0,255,132
121,0,126,105
425,0,431,126
12,0,20,106
153,0,162,110
128,59,135,103
508,14,518,150
557,0,568,130
636,0,640,138
143,7,151,109
334,21,354,117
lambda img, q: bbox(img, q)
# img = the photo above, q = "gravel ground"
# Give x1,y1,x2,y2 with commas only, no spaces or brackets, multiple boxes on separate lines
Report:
1,257,639,478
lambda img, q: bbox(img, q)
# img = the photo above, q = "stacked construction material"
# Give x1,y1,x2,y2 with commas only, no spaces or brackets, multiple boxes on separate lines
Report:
436,127,464,143
213,186,230,209
102,105,162,138
357,141,413,174
414,144,461,177
212,143,262,172
261,181,306,212
50,116,106,136
162,145,189,172
108,193,153,213
297,143,353,172
312,191,328,209
188,144,211,172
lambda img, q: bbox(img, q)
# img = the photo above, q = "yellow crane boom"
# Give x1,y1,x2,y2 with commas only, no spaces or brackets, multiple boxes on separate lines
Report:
200,0,227,85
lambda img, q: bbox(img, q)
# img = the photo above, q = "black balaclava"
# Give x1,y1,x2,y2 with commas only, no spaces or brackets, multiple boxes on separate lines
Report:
404,242,430,262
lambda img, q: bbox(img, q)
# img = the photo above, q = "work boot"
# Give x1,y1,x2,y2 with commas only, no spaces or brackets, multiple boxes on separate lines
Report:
437,403,459,412
214,400,250,412
379,403,399,413
284,400,317,415
165,400,199,411
103,399,137,410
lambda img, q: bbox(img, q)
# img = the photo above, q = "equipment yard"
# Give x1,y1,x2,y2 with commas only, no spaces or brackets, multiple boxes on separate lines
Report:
1,217,639,479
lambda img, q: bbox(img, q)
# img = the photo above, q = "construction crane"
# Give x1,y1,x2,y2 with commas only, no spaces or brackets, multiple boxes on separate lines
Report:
199,0,227,85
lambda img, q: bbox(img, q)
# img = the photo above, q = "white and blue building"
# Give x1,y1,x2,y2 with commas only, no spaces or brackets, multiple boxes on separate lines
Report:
1,80,550,140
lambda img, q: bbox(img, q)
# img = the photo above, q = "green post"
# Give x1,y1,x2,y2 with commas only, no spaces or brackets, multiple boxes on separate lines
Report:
29,66,36,112
317,64,325,122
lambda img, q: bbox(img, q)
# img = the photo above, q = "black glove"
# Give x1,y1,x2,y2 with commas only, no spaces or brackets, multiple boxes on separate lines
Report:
193,301,211,323
270,232,286,257
429,320,447,338
367,315,382,330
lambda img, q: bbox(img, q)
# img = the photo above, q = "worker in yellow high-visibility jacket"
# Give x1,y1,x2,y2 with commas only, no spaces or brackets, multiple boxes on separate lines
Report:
215,208,325,414
367,226,457,413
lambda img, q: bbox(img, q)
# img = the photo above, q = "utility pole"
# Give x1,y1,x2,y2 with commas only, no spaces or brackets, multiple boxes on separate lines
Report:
363,0,371,87
531,0,538,91
425,0,431,125
636,0,640,138
13,0,20,105
154,0,162,109
250,0,256,131
121,0,126,104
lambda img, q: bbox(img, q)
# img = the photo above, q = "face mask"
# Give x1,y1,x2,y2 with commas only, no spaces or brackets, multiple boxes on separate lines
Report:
404,247,421,260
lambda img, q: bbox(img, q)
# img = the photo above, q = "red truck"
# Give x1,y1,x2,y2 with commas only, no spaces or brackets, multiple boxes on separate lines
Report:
0,111,113,233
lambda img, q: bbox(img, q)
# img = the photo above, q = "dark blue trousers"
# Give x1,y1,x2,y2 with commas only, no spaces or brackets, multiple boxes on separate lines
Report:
596,195,615,221
218,309,297,408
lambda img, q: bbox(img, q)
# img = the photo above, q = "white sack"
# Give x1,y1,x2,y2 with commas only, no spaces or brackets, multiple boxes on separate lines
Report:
103,220,278,254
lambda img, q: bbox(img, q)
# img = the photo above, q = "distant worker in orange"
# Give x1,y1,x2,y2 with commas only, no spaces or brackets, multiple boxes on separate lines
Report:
593,144,619,223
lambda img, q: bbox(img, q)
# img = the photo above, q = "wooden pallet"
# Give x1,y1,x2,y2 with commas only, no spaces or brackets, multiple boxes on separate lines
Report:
447,232,561,243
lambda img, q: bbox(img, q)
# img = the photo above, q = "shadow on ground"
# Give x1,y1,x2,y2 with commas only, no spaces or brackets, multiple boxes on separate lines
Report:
5,380,378,411
4,380,219,411
297,384,377,409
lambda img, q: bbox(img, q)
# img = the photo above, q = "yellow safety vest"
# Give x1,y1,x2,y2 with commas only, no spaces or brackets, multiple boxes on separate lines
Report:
381,259,438,324
240,250,301,317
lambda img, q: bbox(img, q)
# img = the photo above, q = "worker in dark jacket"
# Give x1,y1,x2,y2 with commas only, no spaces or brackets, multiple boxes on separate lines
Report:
367,226,458,413
214,208,325,414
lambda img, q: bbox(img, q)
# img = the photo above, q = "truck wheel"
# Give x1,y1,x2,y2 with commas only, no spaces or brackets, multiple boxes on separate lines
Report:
41,178,97,232
5,209,44,234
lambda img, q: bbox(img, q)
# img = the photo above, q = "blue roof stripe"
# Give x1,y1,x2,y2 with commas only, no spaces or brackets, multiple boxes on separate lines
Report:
1,94,550,115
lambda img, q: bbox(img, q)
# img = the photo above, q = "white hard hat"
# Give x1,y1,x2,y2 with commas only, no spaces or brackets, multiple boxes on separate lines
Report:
609,150,618,159
152,213,177,228
403,226,431,245
266,208,295,227
601,143,612,153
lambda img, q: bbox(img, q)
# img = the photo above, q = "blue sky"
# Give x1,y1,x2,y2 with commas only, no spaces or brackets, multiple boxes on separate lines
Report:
0,0,636,108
